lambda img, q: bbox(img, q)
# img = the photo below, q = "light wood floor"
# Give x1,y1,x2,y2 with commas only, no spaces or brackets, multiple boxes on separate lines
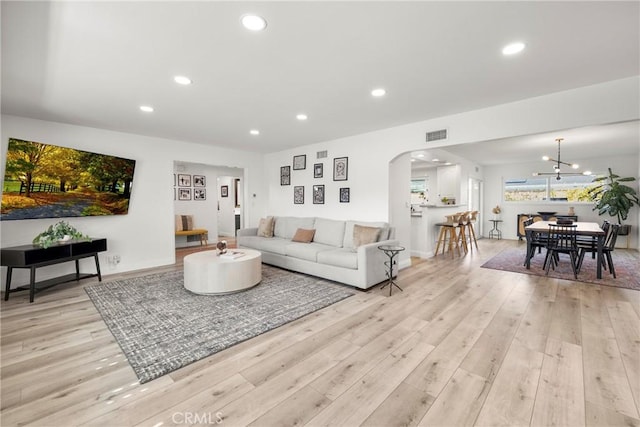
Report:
1,239,639,426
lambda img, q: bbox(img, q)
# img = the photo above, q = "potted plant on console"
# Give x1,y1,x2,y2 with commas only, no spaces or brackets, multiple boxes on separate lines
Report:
33,221,89,248
588,167,639,236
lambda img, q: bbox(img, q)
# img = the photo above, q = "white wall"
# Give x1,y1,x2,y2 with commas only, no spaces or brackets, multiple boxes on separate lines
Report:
1,115,266,288
484,154,639,248
264,77,639,255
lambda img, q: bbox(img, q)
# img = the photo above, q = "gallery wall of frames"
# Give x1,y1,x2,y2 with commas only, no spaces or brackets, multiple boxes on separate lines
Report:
280,154,350,205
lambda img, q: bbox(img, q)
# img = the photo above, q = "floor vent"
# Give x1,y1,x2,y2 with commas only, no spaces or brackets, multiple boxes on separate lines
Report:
317,150,328,159
426,129,448,142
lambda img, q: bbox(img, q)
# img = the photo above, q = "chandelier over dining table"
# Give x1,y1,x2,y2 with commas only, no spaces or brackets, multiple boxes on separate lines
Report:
533,138,591,180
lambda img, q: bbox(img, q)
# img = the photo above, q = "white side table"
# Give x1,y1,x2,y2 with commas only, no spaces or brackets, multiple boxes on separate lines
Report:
183,249,262,295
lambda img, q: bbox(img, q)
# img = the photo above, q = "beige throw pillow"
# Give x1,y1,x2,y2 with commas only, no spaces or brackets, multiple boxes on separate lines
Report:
175,215,194,231
353,224,380,247
292,228,316,243
257,216,275,238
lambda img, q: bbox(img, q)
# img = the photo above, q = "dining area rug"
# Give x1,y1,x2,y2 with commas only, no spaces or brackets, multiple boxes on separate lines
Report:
481,246,640,291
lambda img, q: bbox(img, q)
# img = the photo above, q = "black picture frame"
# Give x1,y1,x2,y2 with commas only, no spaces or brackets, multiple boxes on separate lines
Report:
339,187,350,203
313,184,325,204
294,186,304,204
193,175,206,187
333,157,348,181
280,166,291,185
221,185,228,197
178,174,191,187
194,189,206,200
314,163,323,178
178,188,191,200
293,155,306,170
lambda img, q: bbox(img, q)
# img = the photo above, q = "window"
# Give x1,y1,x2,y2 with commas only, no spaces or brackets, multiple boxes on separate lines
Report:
504,175,596,202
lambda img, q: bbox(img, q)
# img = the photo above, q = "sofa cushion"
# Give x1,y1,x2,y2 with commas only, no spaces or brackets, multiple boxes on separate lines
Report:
175,215,193,231
313,218,346,247
317,249,358,270
274,217,316,239
292,228,316,243
284,242,334,262
353,224,381,247
342,220,390,249
240,236,289,255
257,216,275,237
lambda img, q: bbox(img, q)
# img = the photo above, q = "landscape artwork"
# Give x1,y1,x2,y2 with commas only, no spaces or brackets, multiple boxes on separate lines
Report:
1,138,136,220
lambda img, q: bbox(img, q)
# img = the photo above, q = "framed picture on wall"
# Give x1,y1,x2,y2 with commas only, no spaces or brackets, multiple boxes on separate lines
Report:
221,185,229,197
194,189,206,200
314,163,323,178
333,157,348,181
293,154,306,170
178,188,191,200
280,166,291,185
193,175,206,187
313,184,325,204
339,187,350,203
178,174,191,187
294,186,304,204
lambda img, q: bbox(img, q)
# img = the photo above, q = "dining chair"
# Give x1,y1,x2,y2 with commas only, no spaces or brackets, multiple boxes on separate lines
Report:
523,217,548,266
576,220,609,260
577,223,620,278
543,224,579,279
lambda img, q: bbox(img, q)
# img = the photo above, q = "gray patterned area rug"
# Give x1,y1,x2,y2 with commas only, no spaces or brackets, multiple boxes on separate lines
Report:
85,265,354,383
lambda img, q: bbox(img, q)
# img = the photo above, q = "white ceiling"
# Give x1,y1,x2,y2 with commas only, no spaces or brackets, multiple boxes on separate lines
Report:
2,1,639,156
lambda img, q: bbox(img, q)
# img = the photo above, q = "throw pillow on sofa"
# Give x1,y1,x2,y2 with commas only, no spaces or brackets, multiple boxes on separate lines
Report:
353,224,380,247
257,216,275,237
292,228,316,243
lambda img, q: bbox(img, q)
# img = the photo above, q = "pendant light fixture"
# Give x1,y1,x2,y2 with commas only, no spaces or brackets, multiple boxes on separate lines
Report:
533,138,589,180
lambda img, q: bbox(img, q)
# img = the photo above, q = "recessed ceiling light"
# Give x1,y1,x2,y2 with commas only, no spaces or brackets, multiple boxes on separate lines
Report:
241,14,267,31
250,129,260,135
416,154,425,158
371,88,386,97
139,106,154,112
502,42,525,55
296,114,308,121
411,159,416,162
432,158,440,162
174,76,192,85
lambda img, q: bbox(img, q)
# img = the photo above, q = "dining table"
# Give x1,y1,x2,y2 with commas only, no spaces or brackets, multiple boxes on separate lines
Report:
524,221,606,279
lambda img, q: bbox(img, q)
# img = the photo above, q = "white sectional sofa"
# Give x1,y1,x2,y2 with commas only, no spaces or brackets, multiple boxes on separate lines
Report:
237,216,399,290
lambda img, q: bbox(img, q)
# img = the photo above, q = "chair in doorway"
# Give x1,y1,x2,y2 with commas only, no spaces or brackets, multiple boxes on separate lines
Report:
543,224,579,279
577,223,620,278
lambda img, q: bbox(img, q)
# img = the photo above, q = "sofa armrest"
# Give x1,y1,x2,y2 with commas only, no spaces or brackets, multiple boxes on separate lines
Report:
357,239,401,258
237,227,258,237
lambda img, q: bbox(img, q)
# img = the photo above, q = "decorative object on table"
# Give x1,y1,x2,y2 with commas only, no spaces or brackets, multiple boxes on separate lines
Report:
178,188,191,200
333,157,348,181
193,175,206,187
481,247,639,291
492,204,501,219
280,165,290,186
588,167,639,236
32,220,89,248
567,206,575,216
339,187,350,203
532,137,588,180
177,174,191,187
216,240,227,254
293,154,306,170
84,265,354,383
220,185,228,197
293,186,304,204
314,163,323,178
313,184,325,204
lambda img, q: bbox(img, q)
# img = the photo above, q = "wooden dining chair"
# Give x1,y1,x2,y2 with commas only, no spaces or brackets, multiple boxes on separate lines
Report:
543,224,579,279
577,223,620,278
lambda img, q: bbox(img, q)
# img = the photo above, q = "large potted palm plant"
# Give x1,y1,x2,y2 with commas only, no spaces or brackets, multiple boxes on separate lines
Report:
588,168,639,235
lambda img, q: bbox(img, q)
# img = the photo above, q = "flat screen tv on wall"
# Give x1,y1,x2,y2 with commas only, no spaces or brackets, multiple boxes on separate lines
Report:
1,138,136,221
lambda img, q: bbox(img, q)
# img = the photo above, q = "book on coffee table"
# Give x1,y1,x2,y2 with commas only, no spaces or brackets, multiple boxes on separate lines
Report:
220,251,245,259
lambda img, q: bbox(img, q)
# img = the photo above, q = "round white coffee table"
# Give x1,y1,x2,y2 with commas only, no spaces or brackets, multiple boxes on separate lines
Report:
183,249,262,295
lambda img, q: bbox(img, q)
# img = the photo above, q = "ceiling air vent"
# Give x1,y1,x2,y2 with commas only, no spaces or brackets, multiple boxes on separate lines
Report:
426,129,447,142
317,150,328,159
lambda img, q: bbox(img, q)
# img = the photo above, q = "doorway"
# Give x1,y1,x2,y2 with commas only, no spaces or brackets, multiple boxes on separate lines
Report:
468,177,483,237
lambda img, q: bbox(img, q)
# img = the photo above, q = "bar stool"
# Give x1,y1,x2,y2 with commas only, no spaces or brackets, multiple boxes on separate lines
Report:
434,213,462,257
455,211,470,254
466,210,479,250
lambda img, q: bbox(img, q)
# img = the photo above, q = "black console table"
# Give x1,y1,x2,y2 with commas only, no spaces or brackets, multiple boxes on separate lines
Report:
1,238,107,303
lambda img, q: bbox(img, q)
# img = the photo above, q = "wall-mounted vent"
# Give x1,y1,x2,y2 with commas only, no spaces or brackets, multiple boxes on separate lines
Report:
317,150,328,159
426,129,447,142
